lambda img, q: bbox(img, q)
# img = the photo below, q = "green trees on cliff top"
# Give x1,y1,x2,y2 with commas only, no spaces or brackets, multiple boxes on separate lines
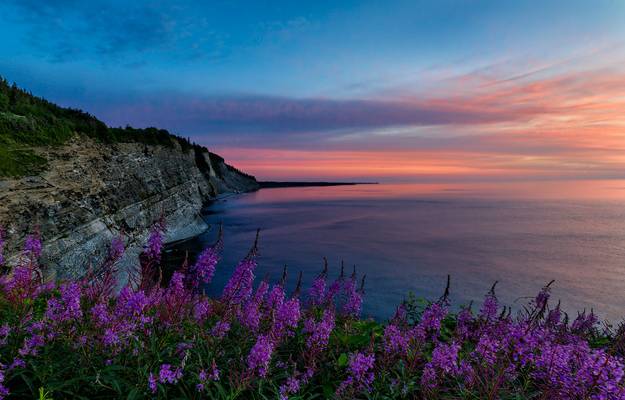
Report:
0,77,197,177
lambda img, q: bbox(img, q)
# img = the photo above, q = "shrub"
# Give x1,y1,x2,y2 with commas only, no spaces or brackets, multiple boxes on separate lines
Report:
0,77,210,177
0,226,624,399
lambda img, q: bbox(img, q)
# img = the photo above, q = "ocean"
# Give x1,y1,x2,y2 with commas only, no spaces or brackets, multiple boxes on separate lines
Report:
168,181,625,323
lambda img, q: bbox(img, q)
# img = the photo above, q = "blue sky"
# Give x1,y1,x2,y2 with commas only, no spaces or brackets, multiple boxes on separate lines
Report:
2,1,625,180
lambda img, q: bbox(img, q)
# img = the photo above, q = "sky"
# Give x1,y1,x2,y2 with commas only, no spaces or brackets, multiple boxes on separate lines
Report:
1,0,625,182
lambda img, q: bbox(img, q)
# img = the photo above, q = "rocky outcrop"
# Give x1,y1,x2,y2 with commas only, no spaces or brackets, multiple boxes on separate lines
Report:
0,137,258,281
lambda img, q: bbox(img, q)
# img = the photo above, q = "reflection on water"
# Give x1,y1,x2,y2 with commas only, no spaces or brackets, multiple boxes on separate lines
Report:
169,181,625,322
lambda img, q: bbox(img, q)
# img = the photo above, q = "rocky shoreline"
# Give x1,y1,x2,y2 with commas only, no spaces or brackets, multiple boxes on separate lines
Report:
0,136,258,283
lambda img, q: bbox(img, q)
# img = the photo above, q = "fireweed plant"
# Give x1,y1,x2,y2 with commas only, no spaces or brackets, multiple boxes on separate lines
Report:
0,225,624,399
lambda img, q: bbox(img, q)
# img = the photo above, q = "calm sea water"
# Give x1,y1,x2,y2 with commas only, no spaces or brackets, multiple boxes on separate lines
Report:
169,181,625,322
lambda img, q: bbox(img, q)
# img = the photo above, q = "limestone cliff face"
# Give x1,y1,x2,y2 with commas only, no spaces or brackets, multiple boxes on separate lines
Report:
0,137,258,280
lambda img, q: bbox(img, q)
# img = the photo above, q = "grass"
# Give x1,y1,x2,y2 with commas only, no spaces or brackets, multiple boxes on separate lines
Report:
0,146,47,177
0,78,203,178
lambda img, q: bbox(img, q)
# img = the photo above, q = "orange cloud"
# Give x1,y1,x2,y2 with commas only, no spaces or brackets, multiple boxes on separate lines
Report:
209,65,625,181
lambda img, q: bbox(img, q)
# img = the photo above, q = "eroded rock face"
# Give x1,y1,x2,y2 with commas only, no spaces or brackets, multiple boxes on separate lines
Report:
0,137,258,281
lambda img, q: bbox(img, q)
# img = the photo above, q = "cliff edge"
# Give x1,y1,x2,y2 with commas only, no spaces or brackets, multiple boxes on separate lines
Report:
0,77,258,280
0,137,258,282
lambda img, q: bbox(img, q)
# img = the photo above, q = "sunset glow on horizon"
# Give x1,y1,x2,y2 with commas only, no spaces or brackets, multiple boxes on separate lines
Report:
1,1,624,181
215,59,625,181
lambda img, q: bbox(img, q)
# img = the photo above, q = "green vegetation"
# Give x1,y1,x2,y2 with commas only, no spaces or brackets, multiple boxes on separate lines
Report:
0,77,198,177
0,228,623,399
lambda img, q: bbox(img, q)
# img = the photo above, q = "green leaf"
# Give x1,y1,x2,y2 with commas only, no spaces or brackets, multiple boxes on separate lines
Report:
338,353,348,367
126,387,140,400
323,384,334,398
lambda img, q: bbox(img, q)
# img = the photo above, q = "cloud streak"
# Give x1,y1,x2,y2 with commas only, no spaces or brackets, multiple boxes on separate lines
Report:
2,0,624,182
180,66,625,181
98,93,532,135
97,67,625,148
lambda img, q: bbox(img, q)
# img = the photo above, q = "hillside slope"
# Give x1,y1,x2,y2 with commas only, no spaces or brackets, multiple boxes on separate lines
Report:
0,78,258,280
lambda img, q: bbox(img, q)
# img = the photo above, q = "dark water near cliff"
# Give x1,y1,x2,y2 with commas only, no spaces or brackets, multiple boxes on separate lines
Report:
169,181,625,322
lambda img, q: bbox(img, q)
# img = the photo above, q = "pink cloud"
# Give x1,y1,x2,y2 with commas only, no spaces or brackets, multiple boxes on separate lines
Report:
210,67,625,181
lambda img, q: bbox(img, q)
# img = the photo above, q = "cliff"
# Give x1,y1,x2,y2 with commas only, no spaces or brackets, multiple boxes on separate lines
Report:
0,77,258,280
0,137,258,281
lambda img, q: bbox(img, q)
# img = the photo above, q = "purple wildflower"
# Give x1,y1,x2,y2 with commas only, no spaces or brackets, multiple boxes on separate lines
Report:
90,287,153,348
222,257,257,305
116,287,151,319
546,304,562,327
421,341,461,390
144,221,165,264
158,364,183,384
324,273,343,305
3,266,32,299
161,271,190,320
247,334,275,377
431,341,461,374
279,376,301,400
341,278,363,318
421,364,437,390
383,324,408,355
148,372,157,393
23,233,42,260
391,303,407,324
18,334,45,357
1,228,624,399
421,302,448,331
532,342,582,394
534,285,551,312
175,342,193,359
337,352,376,395
9,358,25,370
480,294,498,321
103,328,119,347
197,369,207,392
0,324,10,346
240,280,269,331
266,284,286,313
308,269,327,306
196,361,219,391
458,360,476,387
273,297,301,338
411,301,448,341
572,310,598,334
109,236,125,263
211,320,231,339
187,245,220,289
456,307,474,339
578,350,625,399
207,359,220,381
192,298,212,323
474,335,501,366
45,282,83,323
303,308,335,351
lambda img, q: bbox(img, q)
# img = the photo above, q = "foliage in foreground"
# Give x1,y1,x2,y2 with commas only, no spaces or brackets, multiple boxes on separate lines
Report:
0,225,624,399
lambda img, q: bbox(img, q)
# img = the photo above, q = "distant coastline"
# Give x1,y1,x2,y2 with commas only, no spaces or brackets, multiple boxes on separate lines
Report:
258,181,378,188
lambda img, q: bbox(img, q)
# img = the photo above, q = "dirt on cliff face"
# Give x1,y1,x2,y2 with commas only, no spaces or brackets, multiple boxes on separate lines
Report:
0,136,257,279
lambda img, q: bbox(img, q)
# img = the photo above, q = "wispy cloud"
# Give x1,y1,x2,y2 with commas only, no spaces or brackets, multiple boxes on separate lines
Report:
99,65,625,144
191,65,625,180
98,92,530,136
3,0,624,181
